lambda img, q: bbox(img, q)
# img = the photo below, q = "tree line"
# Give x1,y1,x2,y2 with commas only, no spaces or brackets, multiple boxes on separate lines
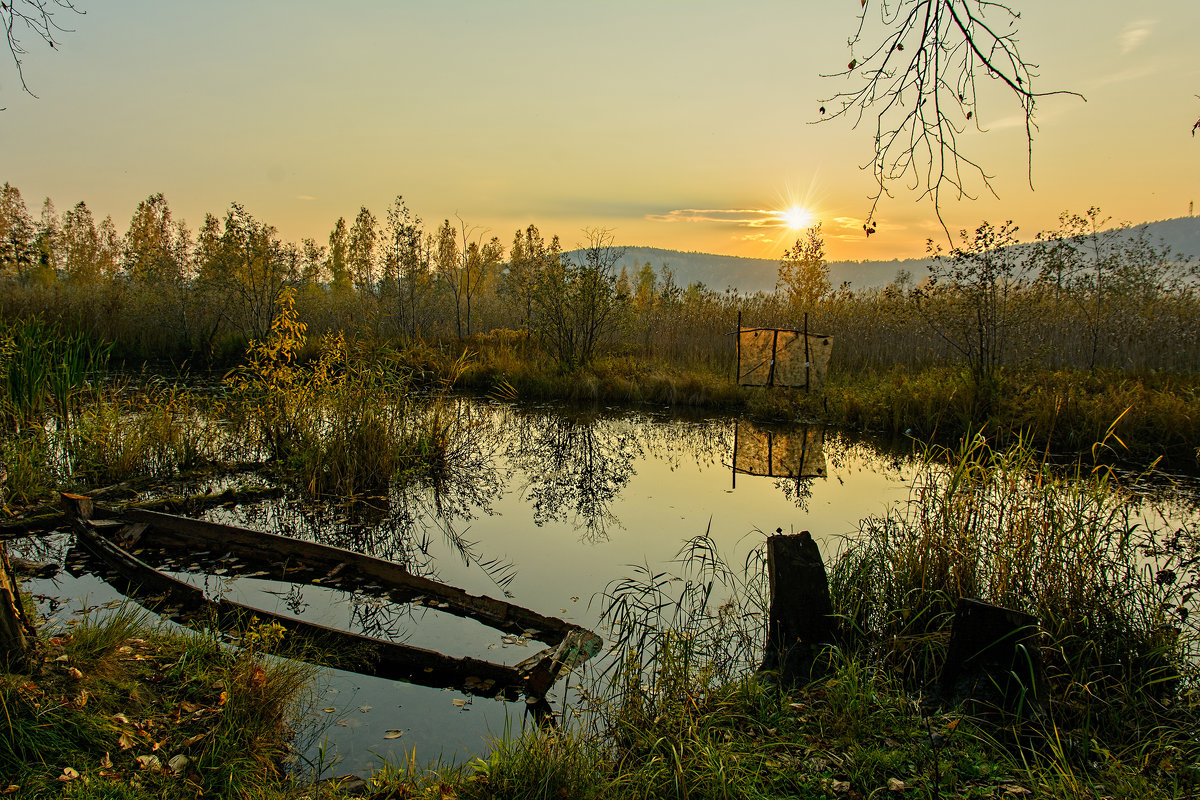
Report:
2,183,1198,390
0,184,638,368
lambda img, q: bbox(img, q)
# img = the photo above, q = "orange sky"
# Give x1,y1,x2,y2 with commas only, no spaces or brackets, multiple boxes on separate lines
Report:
3,1,1198,262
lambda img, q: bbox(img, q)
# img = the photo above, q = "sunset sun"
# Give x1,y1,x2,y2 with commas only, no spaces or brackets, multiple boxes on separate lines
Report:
778,205,816,230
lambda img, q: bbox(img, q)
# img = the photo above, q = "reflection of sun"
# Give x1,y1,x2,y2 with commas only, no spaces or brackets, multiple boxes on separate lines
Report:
778,205,815,230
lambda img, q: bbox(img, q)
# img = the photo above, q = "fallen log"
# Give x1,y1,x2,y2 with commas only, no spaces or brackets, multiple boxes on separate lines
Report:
1,484,285,540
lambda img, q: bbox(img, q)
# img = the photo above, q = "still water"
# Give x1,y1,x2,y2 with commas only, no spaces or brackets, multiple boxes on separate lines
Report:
17,401,934,774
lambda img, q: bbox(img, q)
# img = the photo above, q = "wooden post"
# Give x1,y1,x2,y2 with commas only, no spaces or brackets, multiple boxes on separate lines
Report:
758,530,836,684
735,311,742,385
767,329,778,387
938,597,1045,716
803,312,811,392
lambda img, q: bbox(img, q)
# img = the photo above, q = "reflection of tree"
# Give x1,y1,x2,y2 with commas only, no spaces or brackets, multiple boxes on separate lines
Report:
508,410,643,543
776,476,816,512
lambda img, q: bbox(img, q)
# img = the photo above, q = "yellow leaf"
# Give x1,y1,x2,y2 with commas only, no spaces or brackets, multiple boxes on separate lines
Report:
888,777,907,791
119,732,138,750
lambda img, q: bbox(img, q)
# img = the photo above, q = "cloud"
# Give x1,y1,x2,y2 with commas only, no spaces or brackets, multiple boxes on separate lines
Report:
1119,19,1156,55
646,208,788,228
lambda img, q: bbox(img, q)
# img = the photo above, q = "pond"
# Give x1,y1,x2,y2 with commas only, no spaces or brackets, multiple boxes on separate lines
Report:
15,399,1195,776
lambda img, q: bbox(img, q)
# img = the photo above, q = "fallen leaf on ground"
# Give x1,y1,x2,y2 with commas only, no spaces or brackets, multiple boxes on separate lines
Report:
384,730,404,739
888,778,906,791
358,705,372,712
136,754,162,771
831,780,850,794
66,667,84,680
119,732,138,750
322,707,336,713
57,768,80,782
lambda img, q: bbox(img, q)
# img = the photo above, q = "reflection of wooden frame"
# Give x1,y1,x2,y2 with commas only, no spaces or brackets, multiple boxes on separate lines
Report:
735,312,832,391
731,421,826,482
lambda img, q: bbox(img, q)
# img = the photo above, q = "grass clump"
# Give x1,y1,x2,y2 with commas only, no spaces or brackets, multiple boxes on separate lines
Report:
1,607,319,800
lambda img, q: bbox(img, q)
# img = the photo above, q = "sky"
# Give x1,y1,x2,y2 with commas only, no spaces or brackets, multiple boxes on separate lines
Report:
3,0,1198,262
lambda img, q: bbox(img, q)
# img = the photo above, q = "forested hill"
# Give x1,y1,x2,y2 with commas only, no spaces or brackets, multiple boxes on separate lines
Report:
605,216,1200,295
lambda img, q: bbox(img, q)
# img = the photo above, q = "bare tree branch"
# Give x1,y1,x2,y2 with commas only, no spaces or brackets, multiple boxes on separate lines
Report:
2,0,82,103
817,0,1083,237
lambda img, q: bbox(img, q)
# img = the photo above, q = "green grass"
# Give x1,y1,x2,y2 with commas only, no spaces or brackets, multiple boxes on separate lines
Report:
1,607,320,800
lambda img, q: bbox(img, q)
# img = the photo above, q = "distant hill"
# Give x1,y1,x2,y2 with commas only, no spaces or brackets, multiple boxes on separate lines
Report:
588,216,1200,295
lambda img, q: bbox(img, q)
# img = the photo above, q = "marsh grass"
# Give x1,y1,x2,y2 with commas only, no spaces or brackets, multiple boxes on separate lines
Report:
0,317,110,434
224,292,467,500
68,379,224,486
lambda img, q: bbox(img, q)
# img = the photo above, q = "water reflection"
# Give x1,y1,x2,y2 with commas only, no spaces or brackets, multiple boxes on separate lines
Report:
507,409,643,542
732,421,827,511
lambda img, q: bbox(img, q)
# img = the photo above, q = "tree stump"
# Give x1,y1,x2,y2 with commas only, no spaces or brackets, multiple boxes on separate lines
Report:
938,597,1045,716
758,530,836,684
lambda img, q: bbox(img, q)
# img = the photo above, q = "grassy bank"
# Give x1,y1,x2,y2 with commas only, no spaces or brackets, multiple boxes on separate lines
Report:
1,607,317,799
446,333,1200,468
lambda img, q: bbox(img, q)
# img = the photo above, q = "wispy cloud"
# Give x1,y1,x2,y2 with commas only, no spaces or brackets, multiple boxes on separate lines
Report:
1120,19,1156,55
296,194,316,201
646,208,788,228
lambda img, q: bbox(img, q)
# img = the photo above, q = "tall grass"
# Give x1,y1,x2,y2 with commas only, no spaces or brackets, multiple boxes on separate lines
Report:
830,435,1195,692
0,317,110,434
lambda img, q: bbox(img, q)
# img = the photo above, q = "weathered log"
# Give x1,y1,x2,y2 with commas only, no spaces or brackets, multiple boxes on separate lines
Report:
938,597,1045,716
758,529,836,683
0,542,37,671
1,484,286,540
9,557,58,579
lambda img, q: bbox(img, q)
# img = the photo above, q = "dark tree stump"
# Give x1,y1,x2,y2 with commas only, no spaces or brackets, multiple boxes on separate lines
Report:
939,597,1045,716
759,530,836,684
